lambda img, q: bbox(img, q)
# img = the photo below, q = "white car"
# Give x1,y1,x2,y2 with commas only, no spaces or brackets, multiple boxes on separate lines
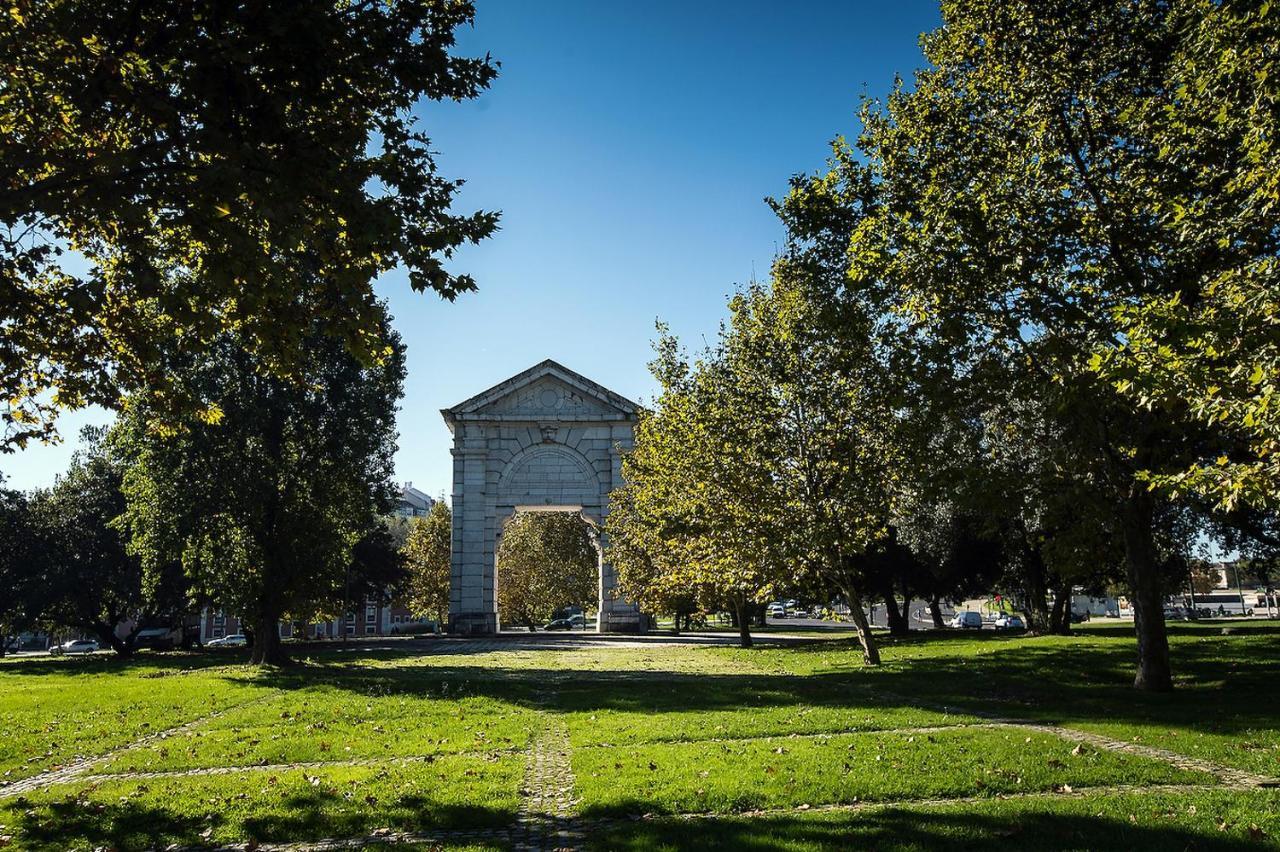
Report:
994,613,1025,631
949,611,983,629
767,603,787,618
50,639,99,655
207,634,247,647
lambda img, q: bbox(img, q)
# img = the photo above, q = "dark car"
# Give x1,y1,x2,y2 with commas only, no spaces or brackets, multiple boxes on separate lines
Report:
544,619,572,631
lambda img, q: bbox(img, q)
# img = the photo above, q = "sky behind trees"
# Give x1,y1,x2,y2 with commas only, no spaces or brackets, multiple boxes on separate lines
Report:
4,0,942,496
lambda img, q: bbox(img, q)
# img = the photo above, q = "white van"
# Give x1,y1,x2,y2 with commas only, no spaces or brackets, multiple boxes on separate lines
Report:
949,611,983,629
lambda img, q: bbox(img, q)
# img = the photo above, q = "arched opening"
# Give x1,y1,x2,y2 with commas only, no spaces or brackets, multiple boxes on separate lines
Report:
493,506,603,632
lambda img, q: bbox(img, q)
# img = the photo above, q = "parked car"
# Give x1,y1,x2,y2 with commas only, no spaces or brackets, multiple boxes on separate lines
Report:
567,614,587,629
949,611,983,629
544,619,572,631
792,607,810,618
207,634,247,647
994,614,1025,631
767,603,787,618
49,639,99,655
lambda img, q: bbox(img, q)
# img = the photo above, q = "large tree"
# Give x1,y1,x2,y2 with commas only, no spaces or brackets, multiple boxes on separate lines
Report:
113,309,405,665
26,430,177,657
1091,0,1280,512
606,482,706,634
0,485,40,654
728,276,899,663
403,501,453,626
496,512,598,631
1,0,498,450
611,330,786,649
784,0,1263,690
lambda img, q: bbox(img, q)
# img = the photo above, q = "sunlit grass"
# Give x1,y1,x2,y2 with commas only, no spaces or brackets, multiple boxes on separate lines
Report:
572,726,1212,817
1,622,1277,850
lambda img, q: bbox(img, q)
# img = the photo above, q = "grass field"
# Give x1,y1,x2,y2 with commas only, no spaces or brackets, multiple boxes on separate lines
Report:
1,622,1278,850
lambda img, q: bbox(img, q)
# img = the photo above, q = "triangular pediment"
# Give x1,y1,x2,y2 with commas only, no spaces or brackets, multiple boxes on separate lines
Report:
443,360,639,427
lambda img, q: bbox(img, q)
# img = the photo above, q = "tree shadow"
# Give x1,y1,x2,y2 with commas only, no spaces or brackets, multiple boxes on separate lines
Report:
1,788,513,849
586,804,1274,851
0,649,252,678
233,622,1280,743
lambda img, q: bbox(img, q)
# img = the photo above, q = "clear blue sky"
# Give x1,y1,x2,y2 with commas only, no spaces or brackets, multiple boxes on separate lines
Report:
3,0,942,497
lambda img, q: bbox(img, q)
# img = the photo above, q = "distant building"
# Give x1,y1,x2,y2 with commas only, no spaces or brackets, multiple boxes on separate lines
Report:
198,597,438,642
396,482,435,518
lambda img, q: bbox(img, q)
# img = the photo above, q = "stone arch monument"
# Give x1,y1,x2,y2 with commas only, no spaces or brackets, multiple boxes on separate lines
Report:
442,360,647,635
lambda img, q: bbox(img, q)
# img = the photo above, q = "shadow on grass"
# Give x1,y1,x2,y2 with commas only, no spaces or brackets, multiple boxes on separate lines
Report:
1074,621,1280,639
0,649,254,678
587,805,1275,851
3,790,512,850
220,622,1280,746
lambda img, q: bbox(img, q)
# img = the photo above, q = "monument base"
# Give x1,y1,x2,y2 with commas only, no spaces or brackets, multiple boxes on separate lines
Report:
598,611,651,634
449,612,498,636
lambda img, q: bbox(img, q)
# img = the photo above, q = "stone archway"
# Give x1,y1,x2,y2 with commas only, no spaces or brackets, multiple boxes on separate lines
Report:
442,360,646,635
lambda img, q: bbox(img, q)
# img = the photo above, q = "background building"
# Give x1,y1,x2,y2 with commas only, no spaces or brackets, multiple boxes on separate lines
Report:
396,483,435,518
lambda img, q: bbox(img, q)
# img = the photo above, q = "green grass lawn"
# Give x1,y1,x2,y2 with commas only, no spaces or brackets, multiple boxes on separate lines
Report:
1,623,1278,850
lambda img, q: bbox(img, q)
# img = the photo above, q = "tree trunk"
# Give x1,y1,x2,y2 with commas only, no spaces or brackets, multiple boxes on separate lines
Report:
249,611,290,665
1048,582,1072,635
732,597,752,649
928,595,945,629
88,621,135,659
881,588,909,637
1122,489,1172,691
753,602,767,627
1017,544,1052,635
843,585,881,666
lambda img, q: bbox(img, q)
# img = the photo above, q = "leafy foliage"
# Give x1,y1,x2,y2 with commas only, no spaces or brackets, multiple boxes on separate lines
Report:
1,0,498,450
402,501,453,625
24,430,173,656
0,485,41,648
496,512,598,630
112,309,405,664
1091,0,1280,511
609,325,789,649
768,0,1280,690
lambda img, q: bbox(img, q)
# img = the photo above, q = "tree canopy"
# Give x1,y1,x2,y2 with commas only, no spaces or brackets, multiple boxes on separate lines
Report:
403,500,453,626
771,0,1279,690
112,308,405,664
496,512,598,631
2,0,498,450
